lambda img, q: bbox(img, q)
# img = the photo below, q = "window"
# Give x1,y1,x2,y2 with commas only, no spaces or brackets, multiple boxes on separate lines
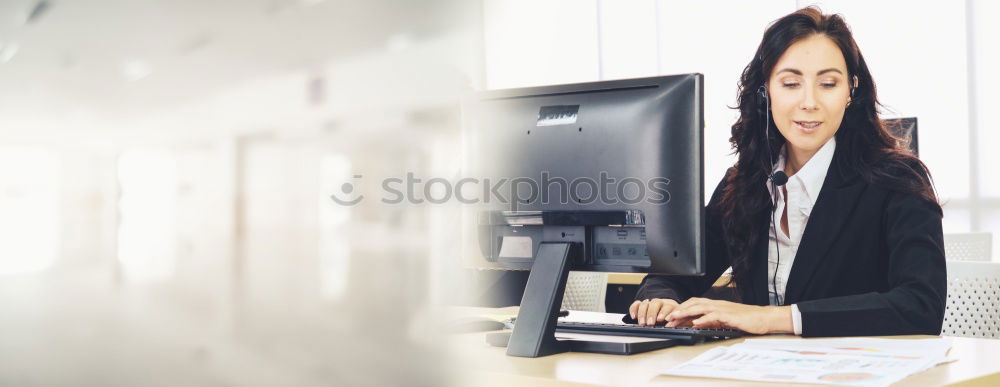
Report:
319,153,353,299
0,148,59,275
117,148,178,282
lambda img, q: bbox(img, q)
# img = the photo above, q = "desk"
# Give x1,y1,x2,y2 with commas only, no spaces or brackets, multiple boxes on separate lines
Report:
605,274,736,311
607,273,733,288
448,307,1000,386
607,273,645,285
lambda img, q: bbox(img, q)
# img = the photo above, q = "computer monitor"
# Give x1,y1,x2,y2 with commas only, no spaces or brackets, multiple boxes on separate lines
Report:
883,117,918,157
462,74,704,357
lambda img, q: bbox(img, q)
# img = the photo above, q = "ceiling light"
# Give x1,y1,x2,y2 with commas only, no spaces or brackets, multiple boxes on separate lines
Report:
386,33,413,52
26,1,52,24
122,59,152,81
0,43,19,64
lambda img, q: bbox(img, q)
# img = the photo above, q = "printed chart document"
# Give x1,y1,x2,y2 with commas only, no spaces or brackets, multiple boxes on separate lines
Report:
662,337,954,386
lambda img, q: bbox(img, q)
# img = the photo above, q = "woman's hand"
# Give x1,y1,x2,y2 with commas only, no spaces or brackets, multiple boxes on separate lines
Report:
629,298,680,326
665,297,794,335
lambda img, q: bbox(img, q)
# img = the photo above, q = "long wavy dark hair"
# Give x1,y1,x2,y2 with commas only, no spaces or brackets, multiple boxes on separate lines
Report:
722,6,941,297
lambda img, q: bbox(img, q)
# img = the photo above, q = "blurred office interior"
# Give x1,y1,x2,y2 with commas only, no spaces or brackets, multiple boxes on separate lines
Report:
0,0,998,386
0,0,479,385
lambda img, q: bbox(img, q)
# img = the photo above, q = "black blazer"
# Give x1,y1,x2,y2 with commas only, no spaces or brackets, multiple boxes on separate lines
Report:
637,147,947,337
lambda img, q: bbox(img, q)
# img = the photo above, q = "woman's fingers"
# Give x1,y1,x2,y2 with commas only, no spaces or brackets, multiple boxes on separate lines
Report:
635,299,649,324
656,300,679,323
631,301,769,333
631,298,724,327
668,303,713,321
665,315,697,327
643,300,664,326
668,298,707,317
629,299,681,326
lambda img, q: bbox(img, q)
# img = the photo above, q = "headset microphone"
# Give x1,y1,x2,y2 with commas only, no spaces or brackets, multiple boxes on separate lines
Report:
759,83,786,305
771,170,788,186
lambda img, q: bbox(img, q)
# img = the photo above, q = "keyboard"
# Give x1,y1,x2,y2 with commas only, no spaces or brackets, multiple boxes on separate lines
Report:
556,321,743,342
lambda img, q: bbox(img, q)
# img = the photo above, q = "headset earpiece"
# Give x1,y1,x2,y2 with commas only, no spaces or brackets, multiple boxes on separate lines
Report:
756,85,769,115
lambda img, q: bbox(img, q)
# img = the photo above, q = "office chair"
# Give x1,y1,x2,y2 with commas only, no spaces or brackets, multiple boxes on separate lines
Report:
561,272,608,312
944,232,993,262
941,261,1000,339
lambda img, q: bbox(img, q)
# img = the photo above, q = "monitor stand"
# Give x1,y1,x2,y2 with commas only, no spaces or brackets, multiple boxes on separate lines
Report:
499,242,679,357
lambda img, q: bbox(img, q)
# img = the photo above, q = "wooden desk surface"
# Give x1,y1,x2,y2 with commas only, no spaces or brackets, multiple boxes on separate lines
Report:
448,307,1000,387
607,273,645,285
606,273,733,288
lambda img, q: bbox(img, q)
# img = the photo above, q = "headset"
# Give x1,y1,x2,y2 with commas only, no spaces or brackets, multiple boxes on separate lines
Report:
757,84,787,305
757,80,856,305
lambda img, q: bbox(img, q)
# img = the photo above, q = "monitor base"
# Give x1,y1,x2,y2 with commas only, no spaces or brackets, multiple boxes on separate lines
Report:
490,330,680,355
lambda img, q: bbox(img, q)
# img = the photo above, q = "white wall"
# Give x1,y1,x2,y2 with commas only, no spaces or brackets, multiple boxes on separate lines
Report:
484,0,601,89
970,0,1000,242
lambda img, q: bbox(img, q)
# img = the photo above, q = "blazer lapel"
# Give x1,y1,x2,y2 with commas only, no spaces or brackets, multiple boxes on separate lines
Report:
783,154,865,304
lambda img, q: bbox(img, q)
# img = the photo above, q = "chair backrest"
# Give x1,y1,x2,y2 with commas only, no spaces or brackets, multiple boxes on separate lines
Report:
944,232,993,261
942,261,1000,339
561,271,608,312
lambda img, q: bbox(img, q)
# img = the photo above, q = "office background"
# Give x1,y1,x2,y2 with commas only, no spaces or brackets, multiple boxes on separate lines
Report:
0,1,996,386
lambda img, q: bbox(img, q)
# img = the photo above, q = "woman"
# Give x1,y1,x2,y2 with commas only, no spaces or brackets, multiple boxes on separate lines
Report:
629,7,946,337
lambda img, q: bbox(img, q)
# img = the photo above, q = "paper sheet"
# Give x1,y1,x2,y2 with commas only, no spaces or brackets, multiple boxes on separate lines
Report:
558,310,628,325
662,338,953,387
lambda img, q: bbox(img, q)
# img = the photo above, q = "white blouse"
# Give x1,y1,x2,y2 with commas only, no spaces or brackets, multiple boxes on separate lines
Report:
766,136,837,335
